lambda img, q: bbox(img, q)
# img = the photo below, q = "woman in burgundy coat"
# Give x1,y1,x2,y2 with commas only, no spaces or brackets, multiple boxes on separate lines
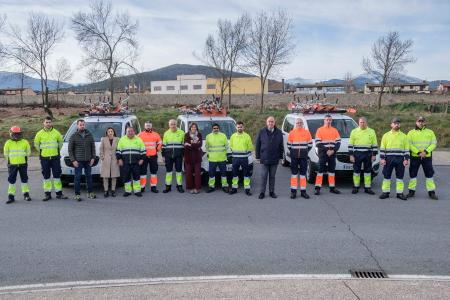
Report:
184,123,203,194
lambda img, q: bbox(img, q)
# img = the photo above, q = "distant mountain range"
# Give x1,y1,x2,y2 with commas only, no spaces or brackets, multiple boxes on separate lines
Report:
0,71,72,91
286,73,449,90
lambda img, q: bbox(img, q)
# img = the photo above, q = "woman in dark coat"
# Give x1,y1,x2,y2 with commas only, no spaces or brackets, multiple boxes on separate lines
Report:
184,123,203,194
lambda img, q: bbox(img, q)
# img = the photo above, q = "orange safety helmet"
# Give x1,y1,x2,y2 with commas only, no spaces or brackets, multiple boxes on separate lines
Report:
10,126,22,133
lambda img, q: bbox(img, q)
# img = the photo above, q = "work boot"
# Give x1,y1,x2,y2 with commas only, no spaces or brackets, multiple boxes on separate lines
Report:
428,191,439,200
379,192,390,199
42,192,52,201
111,191,116,197
141,187,145,193
162,185,171,194
290,190,297,199
56,192,68,199
135,192,142,197
352,187,359,194
269,192,278,199
176,185,185,193
207,187,215,193
229,188,237,195
245,189,252,196
396,193,407,201
314,187,321,195
300,191,310,199
406,190,415,198
123,192,131,197
24,192,32,201
364,188,375,195
258,193,265,199
6,195,15,204
104,191,109,198
330,187,341,194
151,186,159,193
222,187,229,193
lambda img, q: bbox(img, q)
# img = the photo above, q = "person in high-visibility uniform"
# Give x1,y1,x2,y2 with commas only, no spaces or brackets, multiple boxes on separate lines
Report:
229,121,253,196
4,126,31,204
314,114,341,195
205,123,229,193
34,116,68,201
162,119,185,193
287,118,313,199
138,121,162,193
379,117,409,200
349,117,378,195
116,127,145,197
406,116,438,200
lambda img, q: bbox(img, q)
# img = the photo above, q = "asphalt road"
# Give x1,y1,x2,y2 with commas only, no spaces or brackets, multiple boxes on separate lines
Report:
0,164,449,287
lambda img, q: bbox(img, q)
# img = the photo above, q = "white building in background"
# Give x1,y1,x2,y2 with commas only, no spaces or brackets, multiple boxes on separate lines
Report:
295,83,346,94
151,75,207,94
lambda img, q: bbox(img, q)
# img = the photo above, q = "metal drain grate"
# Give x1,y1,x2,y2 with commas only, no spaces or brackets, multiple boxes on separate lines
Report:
350,270,388,279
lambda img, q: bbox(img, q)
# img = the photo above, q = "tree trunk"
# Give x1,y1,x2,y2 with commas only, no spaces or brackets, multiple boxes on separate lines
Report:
43,86,53,118
259,78,265,113
56,82,59,109
110,77,114,104
228,81,232,109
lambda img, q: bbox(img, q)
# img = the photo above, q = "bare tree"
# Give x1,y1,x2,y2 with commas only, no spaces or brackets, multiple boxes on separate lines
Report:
71,0,139,104
344,72,354,93
363,31,416,109
5,13,64,117
244,10,295,112
52,57,73,107
0,14,6,57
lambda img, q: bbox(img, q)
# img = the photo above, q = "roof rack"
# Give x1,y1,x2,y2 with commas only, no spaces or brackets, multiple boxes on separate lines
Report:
179,96,227,116
288,102,354,114
78,112,133,117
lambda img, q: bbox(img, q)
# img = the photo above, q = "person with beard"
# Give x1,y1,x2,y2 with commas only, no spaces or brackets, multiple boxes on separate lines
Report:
138,121,162,193
229,121,253,196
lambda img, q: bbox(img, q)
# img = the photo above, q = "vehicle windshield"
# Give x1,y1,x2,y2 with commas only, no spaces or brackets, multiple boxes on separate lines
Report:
307,119,357,138
189,120,236,139
64,122,122,142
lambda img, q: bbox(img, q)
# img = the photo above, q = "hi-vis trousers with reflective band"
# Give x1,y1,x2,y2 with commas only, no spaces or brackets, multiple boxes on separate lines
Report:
290,157,307,190
121,163,141,193
231,157,251,190
353,152,373,188
209,161,227,188
315,154,336,188
140,155,158,188
408,157,436,192
8,165,29,196
40,158,62,193
165,156,183,186
381,156,405,193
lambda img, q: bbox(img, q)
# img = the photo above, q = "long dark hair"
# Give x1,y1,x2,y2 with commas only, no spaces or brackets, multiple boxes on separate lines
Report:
189,122,198,132
105,127,117,137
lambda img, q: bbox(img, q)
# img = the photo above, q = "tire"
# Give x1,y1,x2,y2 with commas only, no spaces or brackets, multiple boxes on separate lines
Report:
61,175,71,187
282,151,290,167
306,160,316,184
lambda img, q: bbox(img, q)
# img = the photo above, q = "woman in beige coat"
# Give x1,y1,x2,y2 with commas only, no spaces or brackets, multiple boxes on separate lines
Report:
100,127,120,197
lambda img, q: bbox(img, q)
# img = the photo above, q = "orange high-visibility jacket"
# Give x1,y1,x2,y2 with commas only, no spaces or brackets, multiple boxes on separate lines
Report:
315,126,341,156
287,128,313,159
138,131,162,157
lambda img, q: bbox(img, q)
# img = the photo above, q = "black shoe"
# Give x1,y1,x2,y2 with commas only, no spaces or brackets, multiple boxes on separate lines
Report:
141,187,145,193
245,189,252,196
397,193,407,201
379,192,390,199
300,191,310,199
269,192,278,199
314,187,321,195
290,190,297,199
364,188,375,195
135,192,142,197
258,193,265,199
428,191,439,200
207,187,215,193
222,187,229,193
330,188,341,194
24,193,32,201
6,195,15,204
42,192,52,201
111,191,116,197
56,192,68,199
229,188,237,195
163,185,171,193
406,190,415,198
352,187,359,194
151,186,159,193
74,194,82,202
177,185,185,193
104,191,109,198
123,192,131,197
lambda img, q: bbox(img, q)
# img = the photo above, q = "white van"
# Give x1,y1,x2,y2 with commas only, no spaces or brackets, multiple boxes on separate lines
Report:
60,113,141,186
281,112,380,183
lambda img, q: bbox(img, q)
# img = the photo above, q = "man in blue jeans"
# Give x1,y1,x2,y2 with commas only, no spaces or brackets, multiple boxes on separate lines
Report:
69,119,96,201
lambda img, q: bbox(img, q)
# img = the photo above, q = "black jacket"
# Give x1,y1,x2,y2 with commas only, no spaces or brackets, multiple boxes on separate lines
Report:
255,127,284,165
68,129,96,162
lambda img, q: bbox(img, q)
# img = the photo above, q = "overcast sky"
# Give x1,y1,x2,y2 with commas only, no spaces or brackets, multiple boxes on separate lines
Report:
1,0,449,83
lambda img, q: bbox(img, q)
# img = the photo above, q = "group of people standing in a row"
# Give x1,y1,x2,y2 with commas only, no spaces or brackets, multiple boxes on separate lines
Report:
4,113,438,204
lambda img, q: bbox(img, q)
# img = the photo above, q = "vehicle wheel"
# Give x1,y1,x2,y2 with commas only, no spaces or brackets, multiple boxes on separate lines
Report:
306,160,316,184
61,176,71,187
282,152,290,167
